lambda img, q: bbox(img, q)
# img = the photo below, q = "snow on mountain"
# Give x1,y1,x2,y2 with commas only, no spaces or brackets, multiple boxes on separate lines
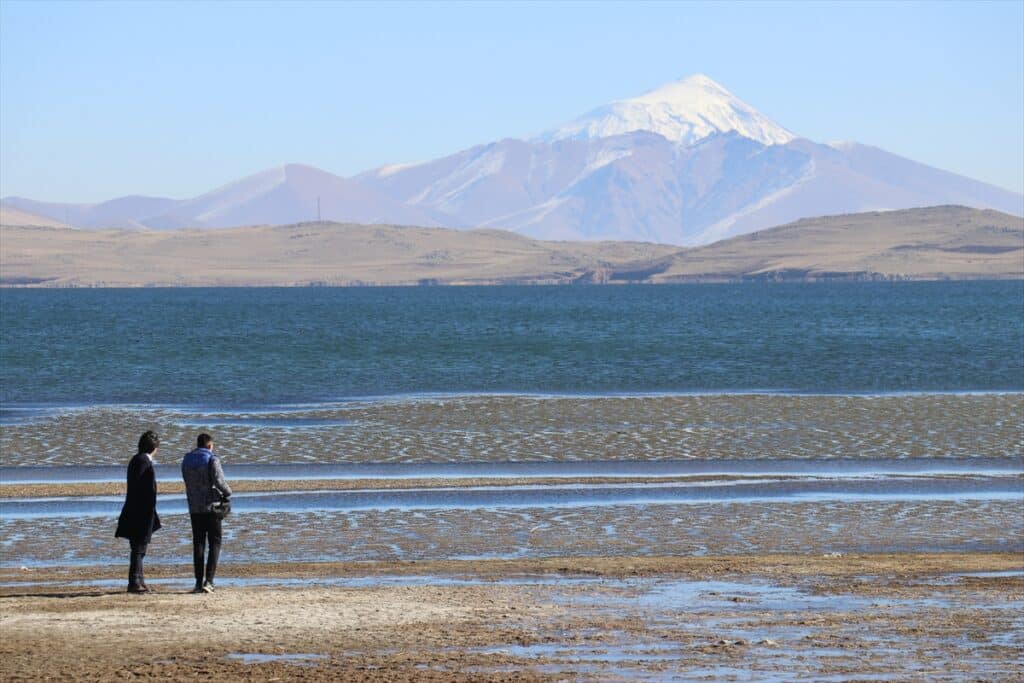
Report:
355,74,1020,244
538,74,796,147
686,139,1024,245
359,130,1022,245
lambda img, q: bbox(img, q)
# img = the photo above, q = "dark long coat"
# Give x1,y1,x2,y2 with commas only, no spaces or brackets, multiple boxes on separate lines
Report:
115,452,161,543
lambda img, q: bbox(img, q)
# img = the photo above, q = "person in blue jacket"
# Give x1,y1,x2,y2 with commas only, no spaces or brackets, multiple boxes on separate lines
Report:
181,433,232,594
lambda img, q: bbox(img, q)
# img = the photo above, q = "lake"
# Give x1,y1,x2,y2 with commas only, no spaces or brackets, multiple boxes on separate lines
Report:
1,281,1022,408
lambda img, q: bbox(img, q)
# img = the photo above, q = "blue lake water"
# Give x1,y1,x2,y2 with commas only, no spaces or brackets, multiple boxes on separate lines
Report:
1,281,1022,407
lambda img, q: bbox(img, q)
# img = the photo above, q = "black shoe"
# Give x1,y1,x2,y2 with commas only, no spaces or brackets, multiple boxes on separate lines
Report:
191,583,206,594
127,584,148,594
202,581,215,593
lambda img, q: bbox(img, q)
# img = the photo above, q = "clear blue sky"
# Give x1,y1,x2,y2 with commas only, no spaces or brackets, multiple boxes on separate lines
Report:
2,0,1021,202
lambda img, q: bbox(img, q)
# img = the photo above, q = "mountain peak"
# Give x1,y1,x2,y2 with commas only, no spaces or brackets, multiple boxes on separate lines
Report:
539,73,796,147
654,72,723,89
629,73,729,103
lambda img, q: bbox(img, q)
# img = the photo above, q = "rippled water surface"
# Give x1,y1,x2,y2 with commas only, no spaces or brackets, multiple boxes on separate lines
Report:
3,282,1022,405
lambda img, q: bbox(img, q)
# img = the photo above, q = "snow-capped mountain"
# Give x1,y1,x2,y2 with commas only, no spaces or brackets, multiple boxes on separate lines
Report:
538,74,796,147
354,74,1020,244
356,131,1022,245
4,74,1021,244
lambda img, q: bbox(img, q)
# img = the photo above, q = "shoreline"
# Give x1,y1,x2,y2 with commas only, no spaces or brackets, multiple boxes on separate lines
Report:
4,275,1024,288
4,387,1024,413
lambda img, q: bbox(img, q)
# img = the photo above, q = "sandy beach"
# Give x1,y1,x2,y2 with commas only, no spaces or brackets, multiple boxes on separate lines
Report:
1,554,1021,681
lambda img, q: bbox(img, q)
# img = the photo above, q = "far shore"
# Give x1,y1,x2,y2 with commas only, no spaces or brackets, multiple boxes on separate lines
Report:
3,274,1022,288
2,206,1021,286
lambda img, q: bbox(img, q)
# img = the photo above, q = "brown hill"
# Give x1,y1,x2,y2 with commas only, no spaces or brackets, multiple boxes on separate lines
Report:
0,222,676,287
653,205,1022,281
0,205,69,229
0,206,1020,287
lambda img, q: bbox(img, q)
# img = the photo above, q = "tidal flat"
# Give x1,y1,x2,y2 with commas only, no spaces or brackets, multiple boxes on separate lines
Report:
1,392,1020,466
1,555,1021,681
1,392,1022,680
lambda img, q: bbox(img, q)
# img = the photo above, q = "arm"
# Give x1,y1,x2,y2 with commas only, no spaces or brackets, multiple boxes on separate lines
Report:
211,456,232,498
142,461,158,512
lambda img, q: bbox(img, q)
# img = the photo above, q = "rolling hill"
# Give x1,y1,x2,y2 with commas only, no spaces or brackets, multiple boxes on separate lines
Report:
1,206,1019,287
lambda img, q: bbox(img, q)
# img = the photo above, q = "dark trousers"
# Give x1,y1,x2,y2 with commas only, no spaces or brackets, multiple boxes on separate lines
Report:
128,539,147,587
189,513,223,584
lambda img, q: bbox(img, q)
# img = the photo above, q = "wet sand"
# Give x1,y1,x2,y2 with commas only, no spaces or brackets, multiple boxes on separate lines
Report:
0,474,816,499
4,498,1020,567
3,393,1020,466
1,554,1021,681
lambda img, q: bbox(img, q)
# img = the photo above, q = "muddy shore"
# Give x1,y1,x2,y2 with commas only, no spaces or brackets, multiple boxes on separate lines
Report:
2,553,1021,681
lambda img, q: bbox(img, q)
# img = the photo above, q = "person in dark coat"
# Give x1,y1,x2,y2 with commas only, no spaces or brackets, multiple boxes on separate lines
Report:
115,430,161,593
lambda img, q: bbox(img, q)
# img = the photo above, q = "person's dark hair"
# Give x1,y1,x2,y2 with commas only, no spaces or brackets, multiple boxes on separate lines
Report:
197,433,213,448
137,430,160,454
